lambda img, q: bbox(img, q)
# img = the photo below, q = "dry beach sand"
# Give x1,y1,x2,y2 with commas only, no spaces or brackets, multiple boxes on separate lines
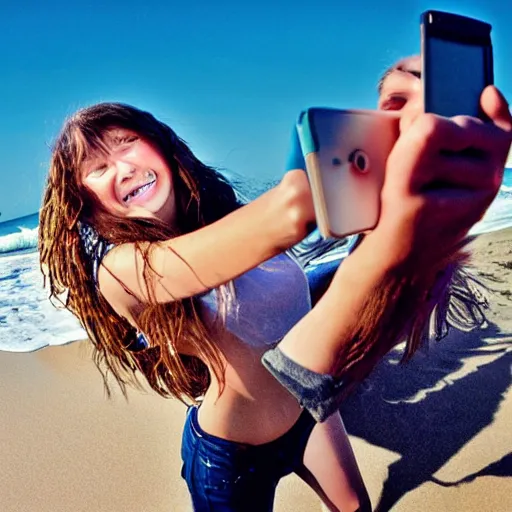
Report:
0,228,510,511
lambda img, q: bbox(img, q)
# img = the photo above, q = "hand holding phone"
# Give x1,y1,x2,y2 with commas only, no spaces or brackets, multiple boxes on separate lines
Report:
291,10,495,240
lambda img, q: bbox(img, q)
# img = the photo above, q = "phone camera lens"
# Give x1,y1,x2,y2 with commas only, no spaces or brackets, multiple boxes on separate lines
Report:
349,149,369,173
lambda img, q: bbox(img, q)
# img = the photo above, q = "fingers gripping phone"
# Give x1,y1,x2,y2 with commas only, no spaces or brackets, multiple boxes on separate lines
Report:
290,11,494,239
295,109,400,238
421,10,494,118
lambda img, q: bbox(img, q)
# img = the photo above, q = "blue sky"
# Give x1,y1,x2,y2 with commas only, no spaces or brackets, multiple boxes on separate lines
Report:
1,0,511,221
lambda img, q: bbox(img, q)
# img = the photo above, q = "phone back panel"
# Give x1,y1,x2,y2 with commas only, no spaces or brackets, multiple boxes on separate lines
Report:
297,109,399,238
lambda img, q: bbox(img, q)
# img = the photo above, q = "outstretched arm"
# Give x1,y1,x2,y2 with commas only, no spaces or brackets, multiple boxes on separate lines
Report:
269,86,512,413
98,170,315,318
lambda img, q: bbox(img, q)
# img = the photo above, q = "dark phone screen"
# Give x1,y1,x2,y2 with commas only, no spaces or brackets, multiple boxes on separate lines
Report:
424,37,489,118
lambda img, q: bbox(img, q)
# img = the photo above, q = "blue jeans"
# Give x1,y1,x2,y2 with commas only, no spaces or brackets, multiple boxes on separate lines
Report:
180,406,316,511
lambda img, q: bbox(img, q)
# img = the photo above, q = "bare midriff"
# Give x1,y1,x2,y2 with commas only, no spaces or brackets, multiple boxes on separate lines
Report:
194,329,303,446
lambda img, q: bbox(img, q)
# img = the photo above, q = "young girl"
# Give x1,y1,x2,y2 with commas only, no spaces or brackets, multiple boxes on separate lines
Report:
39,80,510,510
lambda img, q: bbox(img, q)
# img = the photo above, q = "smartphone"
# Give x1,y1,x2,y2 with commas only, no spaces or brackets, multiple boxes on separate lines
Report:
421,10,494,118
295,108,400,239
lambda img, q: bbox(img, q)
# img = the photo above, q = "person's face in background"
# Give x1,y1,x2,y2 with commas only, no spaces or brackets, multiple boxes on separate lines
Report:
377,55,423,121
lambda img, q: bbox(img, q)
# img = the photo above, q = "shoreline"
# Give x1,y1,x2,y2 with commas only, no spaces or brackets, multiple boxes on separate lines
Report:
2,225,512,354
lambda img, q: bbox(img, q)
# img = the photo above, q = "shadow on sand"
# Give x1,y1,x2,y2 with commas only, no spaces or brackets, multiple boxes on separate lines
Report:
340,320,512,511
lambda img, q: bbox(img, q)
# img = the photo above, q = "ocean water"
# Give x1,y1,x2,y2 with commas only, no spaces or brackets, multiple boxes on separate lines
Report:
0,169,511,352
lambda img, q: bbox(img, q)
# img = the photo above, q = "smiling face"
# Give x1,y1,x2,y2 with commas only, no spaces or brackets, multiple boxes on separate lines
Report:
378,55,423,119
81,127,177,224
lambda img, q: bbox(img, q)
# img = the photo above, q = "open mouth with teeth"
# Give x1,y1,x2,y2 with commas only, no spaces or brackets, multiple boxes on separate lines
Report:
123,171,157,203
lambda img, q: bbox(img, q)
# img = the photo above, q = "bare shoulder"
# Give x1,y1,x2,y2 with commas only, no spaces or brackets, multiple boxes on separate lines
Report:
96,238,208,312
97,243,144,320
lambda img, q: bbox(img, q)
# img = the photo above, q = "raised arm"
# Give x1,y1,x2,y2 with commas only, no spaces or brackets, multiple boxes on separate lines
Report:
98,170,315,317
267,86,512,418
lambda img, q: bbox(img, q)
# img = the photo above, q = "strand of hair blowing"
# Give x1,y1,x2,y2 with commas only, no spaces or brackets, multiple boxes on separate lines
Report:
331,240,475,398
39,107,242,403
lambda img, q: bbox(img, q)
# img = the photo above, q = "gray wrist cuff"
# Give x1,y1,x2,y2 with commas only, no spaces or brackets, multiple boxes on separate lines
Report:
261,347,347,423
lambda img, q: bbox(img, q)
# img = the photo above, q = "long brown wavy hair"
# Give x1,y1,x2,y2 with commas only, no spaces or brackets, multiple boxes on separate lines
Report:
39,102,242,403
